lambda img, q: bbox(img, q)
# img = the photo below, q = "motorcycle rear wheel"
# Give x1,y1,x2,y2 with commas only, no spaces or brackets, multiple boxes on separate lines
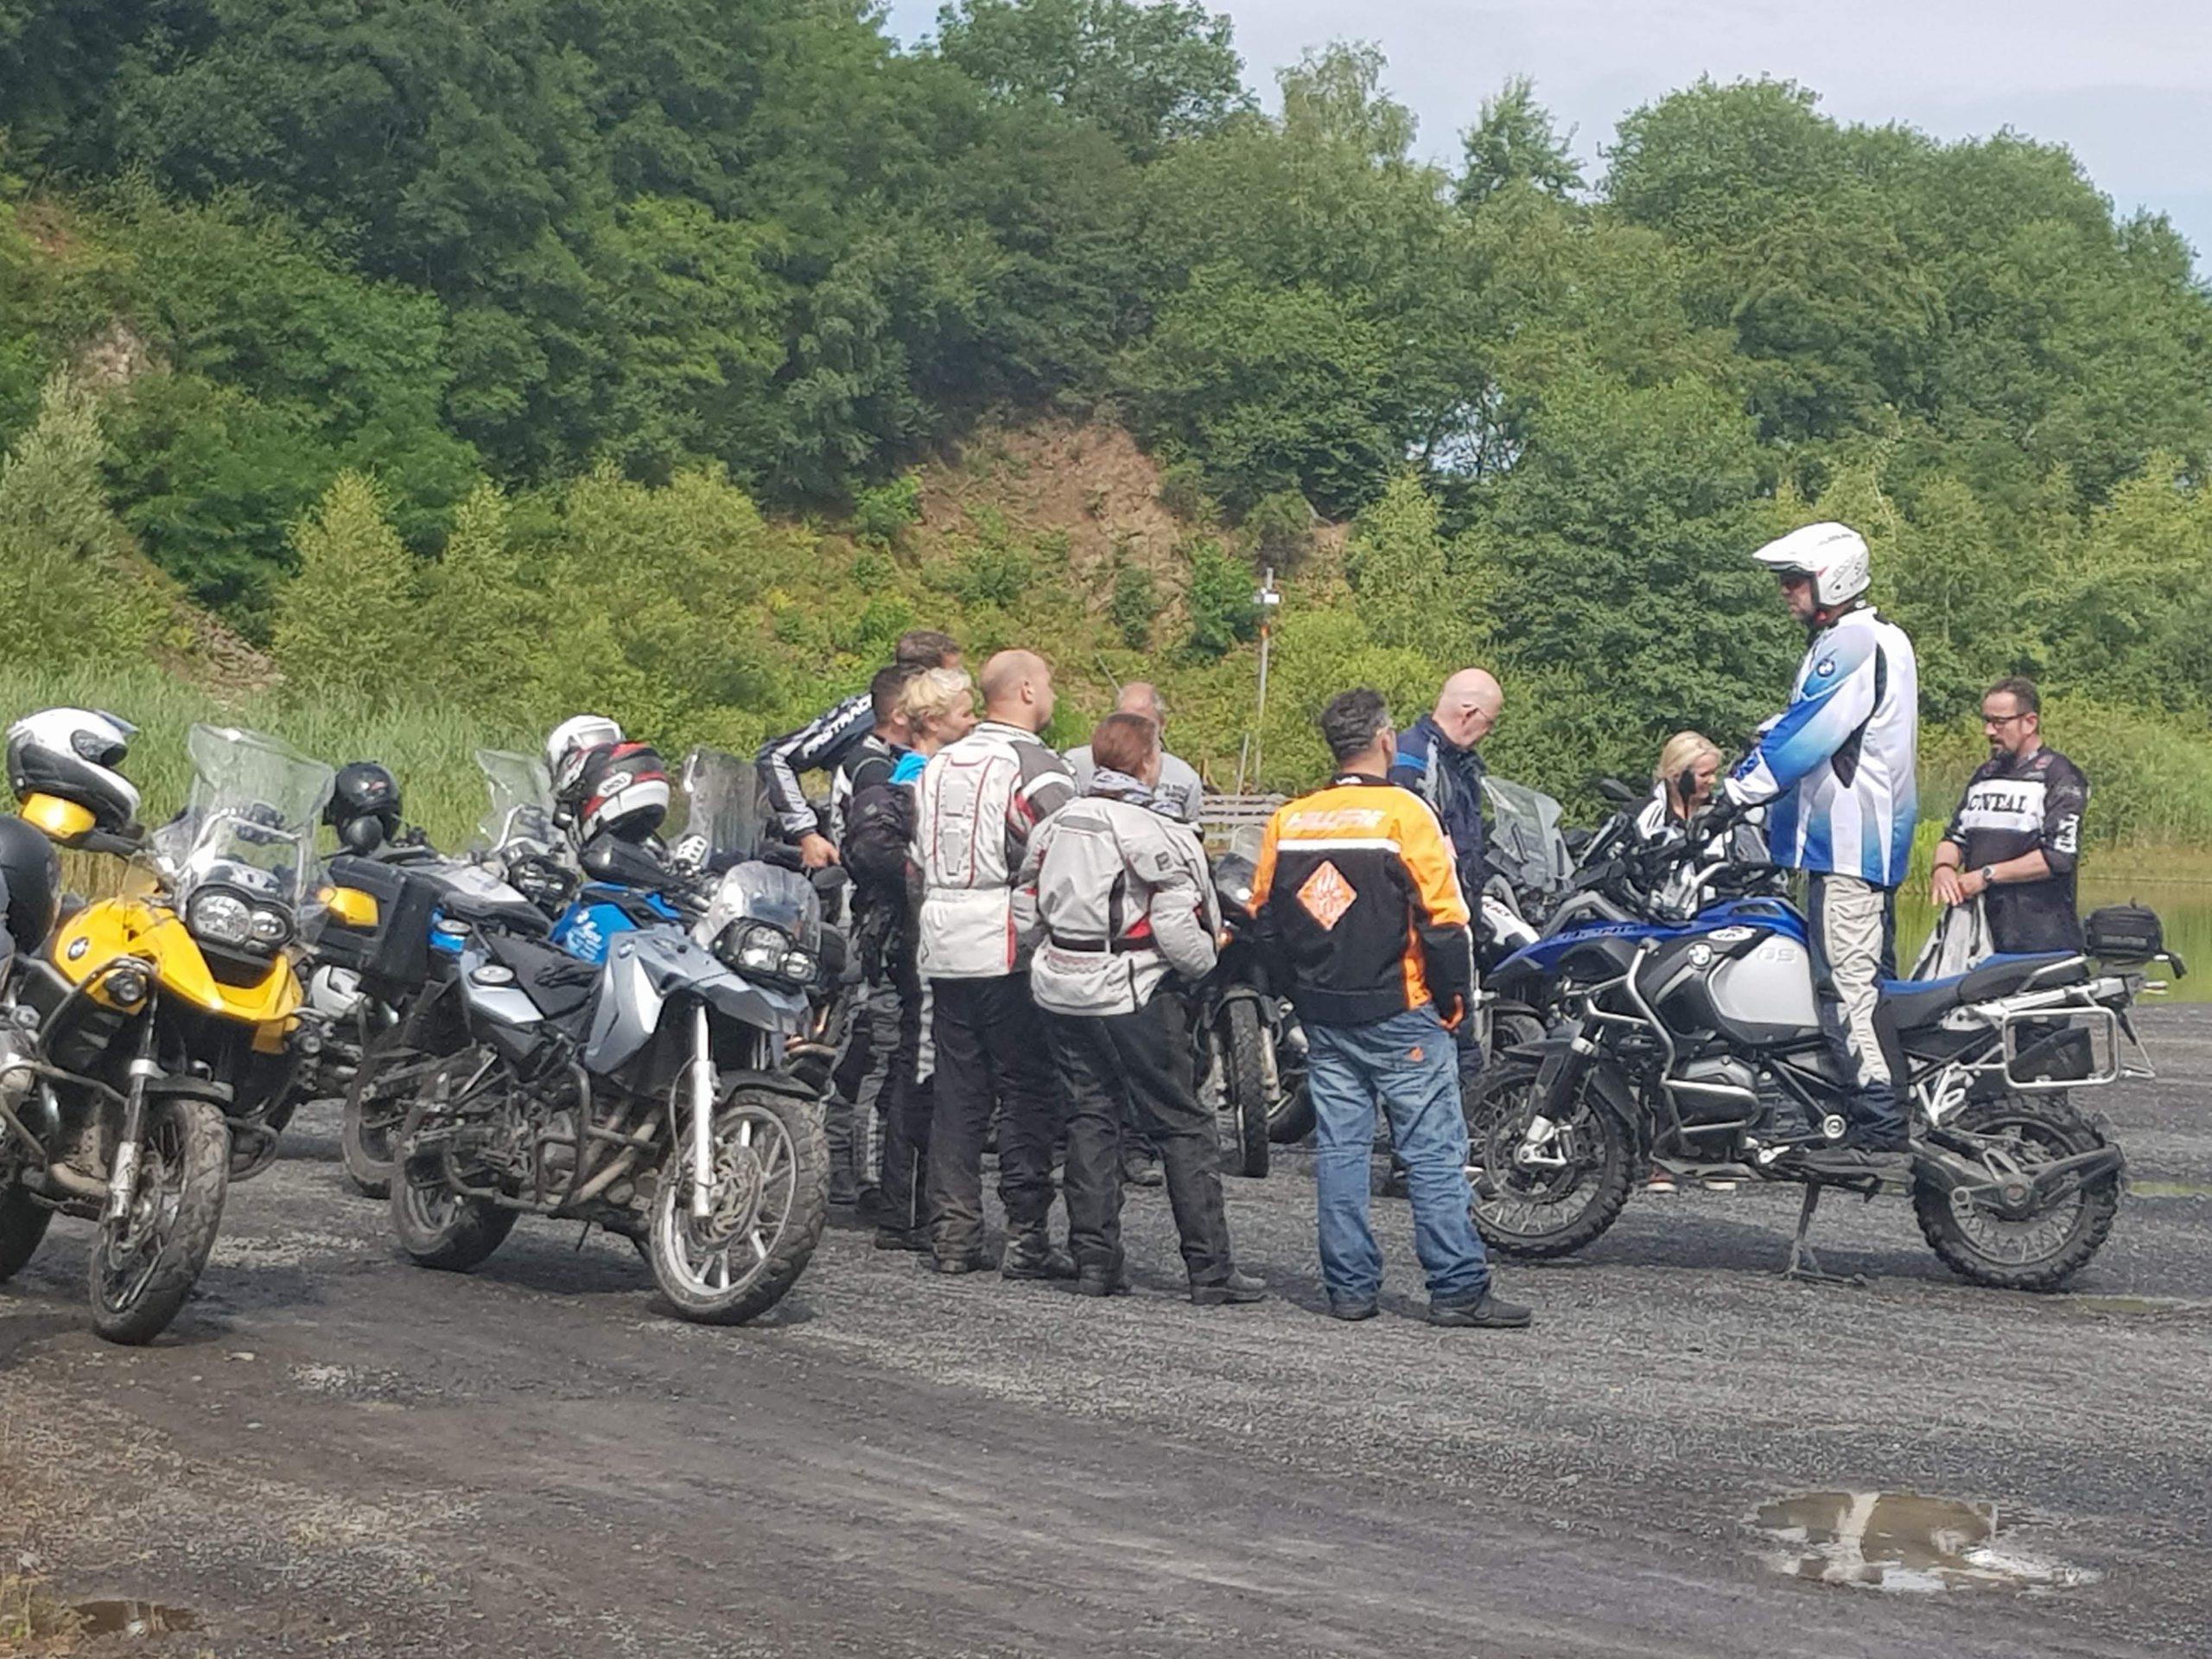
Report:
649,1087,826,1325
1464,1056,1634,1259
1217,1000,1271,1178
89,1096,231,1345
1912,1093,2120,1292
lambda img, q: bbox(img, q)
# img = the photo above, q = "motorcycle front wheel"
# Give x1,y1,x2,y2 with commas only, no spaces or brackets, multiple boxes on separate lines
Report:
1216,1001,1271,1178
1464,1056,1634,1259
89,1096,231,1344
649,1087,826,1325
1912,1094,2121,1292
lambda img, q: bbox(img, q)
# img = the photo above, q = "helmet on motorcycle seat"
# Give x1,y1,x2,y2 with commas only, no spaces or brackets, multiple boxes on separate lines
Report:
326,761,403,854
1751,521,1870,611
4,708,141,832
0,813,60,955
545,715,622,804
569,742,670,845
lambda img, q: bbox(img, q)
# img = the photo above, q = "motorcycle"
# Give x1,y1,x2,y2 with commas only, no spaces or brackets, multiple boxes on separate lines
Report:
1463,811,2171,1290
0,723,333,1342
380,750,831,1324
324,749,569,1198
1203,829,1302,1171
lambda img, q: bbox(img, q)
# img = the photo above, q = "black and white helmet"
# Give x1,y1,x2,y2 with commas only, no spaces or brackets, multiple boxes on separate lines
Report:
5,708,141,831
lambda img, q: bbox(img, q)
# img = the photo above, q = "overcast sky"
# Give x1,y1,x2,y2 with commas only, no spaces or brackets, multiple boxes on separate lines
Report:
881,0,2212,267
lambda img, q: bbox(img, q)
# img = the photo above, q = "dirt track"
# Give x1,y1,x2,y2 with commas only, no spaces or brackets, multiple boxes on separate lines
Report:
3,1008,2209,1657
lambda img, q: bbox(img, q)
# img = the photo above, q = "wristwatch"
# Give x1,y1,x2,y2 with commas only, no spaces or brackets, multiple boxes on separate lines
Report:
1978,865,1997,889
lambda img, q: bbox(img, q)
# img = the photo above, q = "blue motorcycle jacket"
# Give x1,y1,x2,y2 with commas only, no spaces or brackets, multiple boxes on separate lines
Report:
1726,604,1919,887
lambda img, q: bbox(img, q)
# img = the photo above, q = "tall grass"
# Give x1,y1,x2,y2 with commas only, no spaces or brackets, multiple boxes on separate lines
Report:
0,660,535,852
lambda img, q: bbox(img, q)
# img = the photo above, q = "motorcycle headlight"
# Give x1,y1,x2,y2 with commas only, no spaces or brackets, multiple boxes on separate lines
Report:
718,919,794,979
249,906,293,947
186,888,254,948
779,947,820,985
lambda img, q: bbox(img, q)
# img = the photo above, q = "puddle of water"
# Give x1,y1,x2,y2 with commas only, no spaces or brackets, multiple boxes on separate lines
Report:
70,1599,200,1636
2129,1179,2212,1198
1748,1492,2096,1593
2066,1294,2197,1315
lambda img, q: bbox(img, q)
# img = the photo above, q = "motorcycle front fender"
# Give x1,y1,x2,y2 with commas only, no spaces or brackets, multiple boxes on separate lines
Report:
1520,1031,1639,1131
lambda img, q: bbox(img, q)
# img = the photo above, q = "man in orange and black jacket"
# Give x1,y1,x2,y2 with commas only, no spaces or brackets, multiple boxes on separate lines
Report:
1250,689,1531,1331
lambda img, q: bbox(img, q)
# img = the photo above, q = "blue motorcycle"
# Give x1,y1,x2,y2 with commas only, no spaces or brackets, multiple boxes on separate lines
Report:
1464,817,2171,1290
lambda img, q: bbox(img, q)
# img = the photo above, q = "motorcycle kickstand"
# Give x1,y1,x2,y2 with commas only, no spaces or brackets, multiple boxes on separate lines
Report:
1780,1183,1866,1287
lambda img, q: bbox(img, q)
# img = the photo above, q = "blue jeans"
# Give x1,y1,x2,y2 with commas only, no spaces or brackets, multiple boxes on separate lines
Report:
1306,1005,1490,1306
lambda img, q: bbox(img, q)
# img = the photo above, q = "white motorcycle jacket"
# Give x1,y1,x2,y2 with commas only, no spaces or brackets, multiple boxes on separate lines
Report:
1014,793,1220,1018
912,721,1075,980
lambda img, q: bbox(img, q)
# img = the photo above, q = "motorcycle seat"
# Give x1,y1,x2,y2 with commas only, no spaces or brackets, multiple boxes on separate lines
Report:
1878,951,2086,1030
437,886,552,938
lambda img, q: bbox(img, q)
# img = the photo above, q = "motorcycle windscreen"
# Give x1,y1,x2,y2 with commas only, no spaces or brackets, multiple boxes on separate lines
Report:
472,748,560,859
673,747,768,868
1482,776,1574,894
156,723,337,923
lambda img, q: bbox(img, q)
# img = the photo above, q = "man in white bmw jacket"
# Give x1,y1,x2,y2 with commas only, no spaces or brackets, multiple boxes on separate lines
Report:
912,649,1077,1277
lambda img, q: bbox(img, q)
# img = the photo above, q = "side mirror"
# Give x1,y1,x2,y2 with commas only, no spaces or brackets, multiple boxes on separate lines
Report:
1594,778,1637,807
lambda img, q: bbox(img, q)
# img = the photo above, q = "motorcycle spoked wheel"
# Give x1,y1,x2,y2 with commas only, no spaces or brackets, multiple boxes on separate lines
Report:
1216,1001,1271,1178
88,1096,232,1344
648,1088,826,1325
1462,1056,1634,1259
389,1050,518,1270
1912,1093,2121,1292
343,1024,435,1199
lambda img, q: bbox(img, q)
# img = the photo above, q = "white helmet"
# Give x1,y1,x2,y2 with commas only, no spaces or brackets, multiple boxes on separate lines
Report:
1751,521,1870,611
5,708,142,831
544,714,622,801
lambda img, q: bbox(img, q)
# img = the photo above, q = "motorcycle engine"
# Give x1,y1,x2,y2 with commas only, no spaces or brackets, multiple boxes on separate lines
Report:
1675,1056,1756,1124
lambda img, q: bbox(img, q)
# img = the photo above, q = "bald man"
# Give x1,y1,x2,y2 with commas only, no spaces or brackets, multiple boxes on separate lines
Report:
1065,683,1205,825
912,648,1078,1277
1390,669,1502,899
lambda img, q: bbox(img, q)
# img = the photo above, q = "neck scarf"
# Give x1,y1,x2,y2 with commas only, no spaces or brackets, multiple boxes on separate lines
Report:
1089,766,1155,810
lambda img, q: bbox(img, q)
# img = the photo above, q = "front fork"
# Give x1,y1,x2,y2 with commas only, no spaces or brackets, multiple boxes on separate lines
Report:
105,1020,162,1224
688,1003,715,1221
1516,1019,1594,1166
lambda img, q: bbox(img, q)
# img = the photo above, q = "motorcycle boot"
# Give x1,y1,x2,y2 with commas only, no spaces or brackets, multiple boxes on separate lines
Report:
1190,1269,1268,1306
1001,1225,1077,1281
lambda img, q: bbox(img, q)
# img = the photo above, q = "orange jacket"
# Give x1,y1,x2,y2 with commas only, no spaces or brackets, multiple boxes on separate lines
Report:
1250,774,1473,1027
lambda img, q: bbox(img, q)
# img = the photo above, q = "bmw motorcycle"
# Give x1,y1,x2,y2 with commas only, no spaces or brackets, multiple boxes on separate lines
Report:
0,724,333,1342
323,749,569,1198
379,753,830,1324
1465,819,2169,1291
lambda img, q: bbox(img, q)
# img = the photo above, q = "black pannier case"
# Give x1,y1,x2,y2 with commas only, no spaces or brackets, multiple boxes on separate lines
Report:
317,855,442,989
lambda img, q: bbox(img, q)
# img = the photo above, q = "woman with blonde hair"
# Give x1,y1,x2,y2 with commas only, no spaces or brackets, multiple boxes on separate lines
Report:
1637,730,1725,840
890,667,977,782
1636,730,1734,1195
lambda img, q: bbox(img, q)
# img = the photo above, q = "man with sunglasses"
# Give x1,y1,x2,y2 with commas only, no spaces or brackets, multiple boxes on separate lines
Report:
1930,677,2088,955
1721,522,1919,1156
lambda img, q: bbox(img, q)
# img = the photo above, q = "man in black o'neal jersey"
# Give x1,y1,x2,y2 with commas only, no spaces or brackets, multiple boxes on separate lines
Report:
1930,677,2088,955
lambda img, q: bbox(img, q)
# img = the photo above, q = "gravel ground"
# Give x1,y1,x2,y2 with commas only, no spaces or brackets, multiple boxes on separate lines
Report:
2,1007,2209,1657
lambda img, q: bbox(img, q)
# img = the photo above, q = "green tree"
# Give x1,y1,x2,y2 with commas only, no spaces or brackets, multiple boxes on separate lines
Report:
934,0,1248,158
270,472,418,708
1456,75,1582,208
0,370,162,656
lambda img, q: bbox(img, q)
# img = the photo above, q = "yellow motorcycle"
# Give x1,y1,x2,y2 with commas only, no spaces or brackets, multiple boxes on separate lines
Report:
0,718,334,1343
